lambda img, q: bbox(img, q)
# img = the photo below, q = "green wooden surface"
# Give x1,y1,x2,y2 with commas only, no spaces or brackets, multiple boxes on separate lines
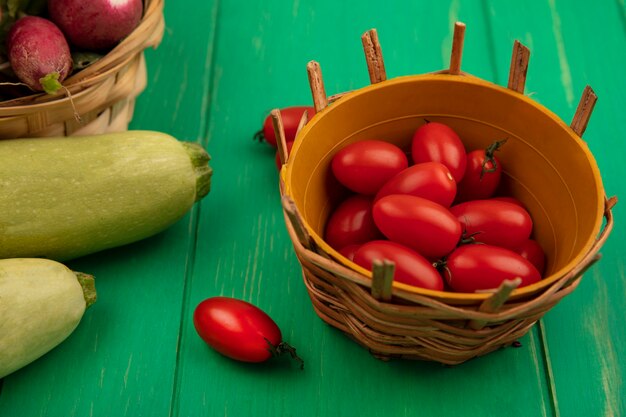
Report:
1,1,624,416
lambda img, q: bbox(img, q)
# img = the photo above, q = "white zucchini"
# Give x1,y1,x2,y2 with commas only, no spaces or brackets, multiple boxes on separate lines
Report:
0,130,212,261
0,258,96,378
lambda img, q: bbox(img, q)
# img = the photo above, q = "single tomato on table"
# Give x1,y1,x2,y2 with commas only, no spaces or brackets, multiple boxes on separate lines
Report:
193,297,303,368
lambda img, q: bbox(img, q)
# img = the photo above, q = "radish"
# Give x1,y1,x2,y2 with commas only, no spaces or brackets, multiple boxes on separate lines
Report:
49,0,144,51
7,16,73,94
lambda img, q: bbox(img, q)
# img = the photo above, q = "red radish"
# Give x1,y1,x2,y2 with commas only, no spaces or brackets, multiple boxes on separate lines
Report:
48,0,144,51
7,16,73,94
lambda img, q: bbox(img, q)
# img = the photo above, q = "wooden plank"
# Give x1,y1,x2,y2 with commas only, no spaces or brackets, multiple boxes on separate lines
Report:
485,1,626,416
174,1,553,417
0,1,219,416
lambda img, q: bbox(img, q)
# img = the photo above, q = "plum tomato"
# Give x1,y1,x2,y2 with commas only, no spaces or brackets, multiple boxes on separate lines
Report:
193,297,303,368
256,106,315,147
324,195,381,250
411,122,467,182
455,140,507,203
375,162,457,207
331,140,408,195
442,244,542,292
515,239,546,276
490,196,526,209
338,244,362,261
373,195,462,260
353,240,444,290
450,199,533,250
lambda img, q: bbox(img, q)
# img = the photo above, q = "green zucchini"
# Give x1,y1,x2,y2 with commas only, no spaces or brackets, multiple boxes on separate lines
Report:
0,130,212,261
0,258,97,378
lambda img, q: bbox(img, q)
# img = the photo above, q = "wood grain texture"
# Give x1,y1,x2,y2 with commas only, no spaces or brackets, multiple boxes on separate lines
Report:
0,0,218,416
175,1,551,416
485,0,626,416
1,0,623,416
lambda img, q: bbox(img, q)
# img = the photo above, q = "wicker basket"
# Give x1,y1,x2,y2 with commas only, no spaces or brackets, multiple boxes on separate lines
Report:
0,0,165,139
277,24,616,365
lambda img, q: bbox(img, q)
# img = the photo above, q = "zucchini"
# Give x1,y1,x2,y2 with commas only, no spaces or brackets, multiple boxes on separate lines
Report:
0,258,97,378
0,131,212,261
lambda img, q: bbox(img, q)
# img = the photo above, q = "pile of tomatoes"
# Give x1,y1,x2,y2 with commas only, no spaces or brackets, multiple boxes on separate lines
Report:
325,121,546,293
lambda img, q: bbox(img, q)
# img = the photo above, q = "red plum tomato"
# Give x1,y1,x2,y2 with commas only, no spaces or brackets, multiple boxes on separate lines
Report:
338,244,362,261
443,244,542,292
373,195,462,260
353,240,444,290
331,140,409,195
515,239,546,276
450,199,533,250
375,162,457,207
193,297,302,367
455,144,504,202
324,195,381,250
490,196,526,209
411,122,467,182
258,106,315,147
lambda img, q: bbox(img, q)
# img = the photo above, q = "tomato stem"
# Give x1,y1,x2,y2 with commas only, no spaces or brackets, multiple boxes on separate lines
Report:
253,129,265,143
480,138,508,179
459,230,484,245
265,338,304,370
